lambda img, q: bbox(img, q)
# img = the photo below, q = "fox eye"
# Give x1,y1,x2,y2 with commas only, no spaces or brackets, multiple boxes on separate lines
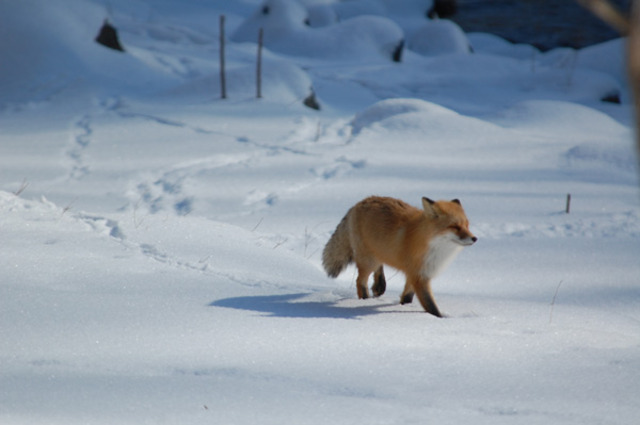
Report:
449,225,461,232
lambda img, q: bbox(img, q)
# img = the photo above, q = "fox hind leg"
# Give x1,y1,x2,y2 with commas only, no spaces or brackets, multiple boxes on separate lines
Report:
355,264,372,299
371,265,386,297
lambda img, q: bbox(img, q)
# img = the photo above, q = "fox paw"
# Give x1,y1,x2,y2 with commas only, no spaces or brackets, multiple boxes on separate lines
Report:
400,293,414,304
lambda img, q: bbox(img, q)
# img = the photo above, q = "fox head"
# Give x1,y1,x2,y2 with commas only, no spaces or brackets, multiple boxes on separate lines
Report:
422,197,477,246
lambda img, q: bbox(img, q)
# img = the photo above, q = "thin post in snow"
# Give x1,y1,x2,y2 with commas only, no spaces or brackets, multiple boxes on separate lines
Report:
565,193,571,214
257,28,264,99
219,15,227,100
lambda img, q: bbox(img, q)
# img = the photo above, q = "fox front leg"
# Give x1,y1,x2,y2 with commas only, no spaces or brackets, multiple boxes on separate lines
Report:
400,280,414,305
414,277,442,318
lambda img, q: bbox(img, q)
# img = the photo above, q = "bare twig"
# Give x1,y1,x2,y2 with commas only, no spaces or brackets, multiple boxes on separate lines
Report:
549,280,564,324
305,248,319,260
13,179,29,197
251,217,264,232
132,198,146,229
62,199,76,216
273,237,288,249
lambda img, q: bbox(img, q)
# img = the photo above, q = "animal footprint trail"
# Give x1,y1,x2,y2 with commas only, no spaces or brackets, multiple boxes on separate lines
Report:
66,114,93,180
313,156,367,180
78,213,126,240
131,154,255,217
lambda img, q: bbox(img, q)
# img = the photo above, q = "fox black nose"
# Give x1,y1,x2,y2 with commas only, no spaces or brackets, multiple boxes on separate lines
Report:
471,237,478,243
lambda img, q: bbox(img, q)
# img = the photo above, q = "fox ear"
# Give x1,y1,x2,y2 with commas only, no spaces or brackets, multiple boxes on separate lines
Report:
451,198,461,205
422,197,435,206
422,197,438,217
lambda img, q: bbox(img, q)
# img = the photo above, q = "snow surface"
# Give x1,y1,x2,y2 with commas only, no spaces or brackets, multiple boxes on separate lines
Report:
1,1,639,424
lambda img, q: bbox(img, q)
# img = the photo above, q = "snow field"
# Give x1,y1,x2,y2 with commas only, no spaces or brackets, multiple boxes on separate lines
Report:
1,0,639,424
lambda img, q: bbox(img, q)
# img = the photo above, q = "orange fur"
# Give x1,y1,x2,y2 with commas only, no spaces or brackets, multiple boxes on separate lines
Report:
322,196,476,317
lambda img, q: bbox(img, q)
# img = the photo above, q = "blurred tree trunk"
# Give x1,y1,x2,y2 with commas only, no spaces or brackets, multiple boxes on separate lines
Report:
629,1,640,179
577,0,640,184
575,0,629,33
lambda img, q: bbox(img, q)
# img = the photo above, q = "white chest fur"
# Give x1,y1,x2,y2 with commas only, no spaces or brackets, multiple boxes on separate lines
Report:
421,234,463,279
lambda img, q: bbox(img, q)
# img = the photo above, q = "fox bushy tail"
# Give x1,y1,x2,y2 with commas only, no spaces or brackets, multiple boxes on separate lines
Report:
322,213,353,278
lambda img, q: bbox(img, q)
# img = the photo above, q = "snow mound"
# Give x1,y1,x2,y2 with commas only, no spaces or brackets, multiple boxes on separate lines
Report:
495,100,631,139
232,0,404,62
308,0,437,35
350,97,502,139
332,0,388,21
306,3,339,27
0,0,178,103
408,19,471,56
565,142,639,176
577,38,625,80
576,38,629,101
232,0,308,43
468,32,538,60
351,98,457,134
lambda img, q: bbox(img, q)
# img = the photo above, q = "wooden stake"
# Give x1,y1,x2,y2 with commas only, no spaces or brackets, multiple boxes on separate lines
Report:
257,28,264,99
565,193,571,214
219,15,227,100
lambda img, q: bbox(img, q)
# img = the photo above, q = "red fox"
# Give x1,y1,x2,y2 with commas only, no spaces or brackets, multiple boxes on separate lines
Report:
322,196,476,317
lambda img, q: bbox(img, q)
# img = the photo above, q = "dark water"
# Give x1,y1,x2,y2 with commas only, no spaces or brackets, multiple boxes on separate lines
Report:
451,0,630,50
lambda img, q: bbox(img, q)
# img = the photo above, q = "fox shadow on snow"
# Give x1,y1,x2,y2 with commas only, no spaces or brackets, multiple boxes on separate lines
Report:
210,293,404,319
